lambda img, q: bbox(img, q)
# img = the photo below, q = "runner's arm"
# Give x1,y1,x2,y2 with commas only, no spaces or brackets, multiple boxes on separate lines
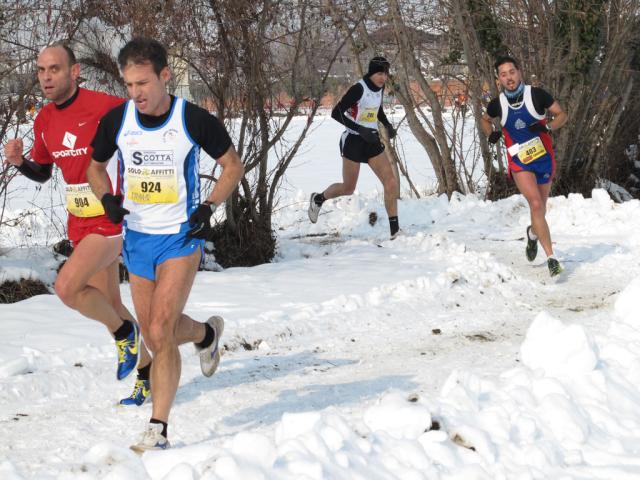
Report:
184,103,244,207
86,158,112,200
204,145,244,207
331,84,364,131
378,106,392,128
17,159,53,183
481,98,501,136
481,113,496,137
546,101,568,131
4,136,53,183
87,106,123,199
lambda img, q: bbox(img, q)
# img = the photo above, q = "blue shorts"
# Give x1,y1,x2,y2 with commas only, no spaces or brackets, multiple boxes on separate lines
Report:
509,153,556,185
122,224,204,281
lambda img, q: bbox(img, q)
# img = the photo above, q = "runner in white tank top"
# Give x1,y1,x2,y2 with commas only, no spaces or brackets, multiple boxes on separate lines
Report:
87,38,244,452
481,55,568,277
308,57,402,240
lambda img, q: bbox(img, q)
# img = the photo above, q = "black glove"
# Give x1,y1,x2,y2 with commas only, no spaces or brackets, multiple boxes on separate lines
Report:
488,131,502,144
528,122,550,134
357,126,380,144
100,193,129,224
187,202,216,239
385,124,397,140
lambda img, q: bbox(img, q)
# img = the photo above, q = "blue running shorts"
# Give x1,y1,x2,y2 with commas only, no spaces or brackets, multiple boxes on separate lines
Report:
122,224,204,281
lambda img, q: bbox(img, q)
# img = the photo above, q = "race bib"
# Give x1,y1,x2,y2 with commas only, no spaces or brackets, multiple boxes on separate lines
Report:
126,166,178,204
65,183,105,218
516,137,547,164
358,108,378,123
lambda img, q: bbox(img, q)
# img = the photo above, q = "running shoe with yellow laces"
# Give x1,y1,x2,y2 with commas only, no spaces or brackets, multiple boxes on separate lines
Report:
547,257,564,277
115,321,141,380
119,378,151,406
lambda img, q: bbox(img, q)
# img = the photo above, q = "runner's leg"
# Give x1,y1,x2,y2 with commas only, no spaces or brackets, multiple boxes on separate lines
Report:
513,171,553,257
322,157,361,200
368,151,398,217
129,250,201,423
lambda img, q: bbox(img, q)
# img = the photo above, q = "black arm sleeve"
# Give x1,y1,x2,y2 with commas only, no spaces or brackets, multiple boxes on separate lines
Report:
378,106,391,128
17,158,52,183
184,102,233,159
331,83,364,131
531,87,555,116
91,104,127,162
486,98,501,119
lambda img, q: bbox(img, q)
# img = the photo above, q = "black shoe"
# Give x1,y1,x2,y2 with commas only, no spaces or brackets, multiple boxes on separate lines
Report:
526,226,538,262
547,258,564,277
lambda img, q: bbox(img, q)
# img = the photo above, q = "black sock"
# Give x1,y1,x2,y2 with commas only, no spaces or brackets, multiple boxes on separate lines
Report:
195,323,215,350
137,362,151,381
150,418,168,438
113,320,133,341
314,193,326,206
389,216,399,236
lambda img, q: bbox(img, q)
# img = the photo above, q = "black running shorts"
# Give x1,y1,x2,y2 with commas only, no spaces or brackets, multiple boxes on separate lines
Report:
339,131,385,164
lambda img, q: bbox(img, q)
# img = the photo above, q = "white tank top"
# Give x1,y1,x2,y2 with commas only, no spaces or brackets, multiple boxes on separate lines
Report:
344,79,383,134
116,98,201,234
498,85,545,127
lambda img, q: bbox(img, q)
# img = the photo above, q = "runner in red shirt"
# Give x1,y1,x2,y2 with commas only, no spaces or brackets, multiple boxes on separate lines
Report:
3,43,152,406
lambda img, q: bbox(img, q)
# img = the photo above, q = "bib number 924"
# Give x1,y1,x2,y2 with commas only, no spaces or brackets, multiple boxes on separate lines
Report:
141,181,161,193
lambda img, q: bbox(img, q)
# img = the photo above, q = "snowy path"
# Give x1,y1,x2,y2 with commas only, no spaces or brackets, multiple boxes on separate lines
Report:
2,190,640,479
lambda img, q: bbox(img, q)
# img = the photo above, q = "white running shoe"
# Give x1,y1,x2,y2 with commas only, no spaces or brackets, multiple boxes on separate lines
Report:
130,423,170,453
197,316,224,377
308,193,321,223
390,229,404,240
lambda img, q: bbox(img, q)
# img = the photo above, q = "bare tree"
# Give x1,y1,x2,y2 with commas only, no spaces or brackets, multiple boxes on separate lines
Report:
87,0,347,265
325,0,471,197
0,1,92,233
450,0,640,197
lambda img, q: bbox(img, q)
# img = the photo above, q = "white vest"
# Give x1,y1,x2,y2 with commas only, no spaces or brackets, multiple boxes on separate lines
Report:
116,98,200,234
498,85,545,127
345,79,383,134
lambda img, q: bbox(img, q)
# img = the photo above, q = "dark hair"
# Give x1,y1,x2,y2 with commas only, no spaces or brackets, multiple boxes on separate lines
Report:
46,41,77,66
494,55,520,74
118,38,168,75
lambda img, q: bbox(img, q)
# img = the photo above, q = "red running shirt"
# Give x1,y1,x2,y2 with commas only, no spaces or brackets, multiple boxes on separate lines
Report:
30,88,125,244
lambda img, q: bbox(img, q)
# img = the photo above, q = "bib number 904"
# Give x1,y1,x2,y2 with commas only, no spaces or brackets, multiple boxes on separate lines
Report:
74,197,90,208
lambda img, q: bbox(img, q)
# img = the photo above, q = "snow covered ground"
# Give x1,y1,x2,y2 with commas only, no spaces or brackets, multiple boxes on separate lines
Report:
2,117,640,479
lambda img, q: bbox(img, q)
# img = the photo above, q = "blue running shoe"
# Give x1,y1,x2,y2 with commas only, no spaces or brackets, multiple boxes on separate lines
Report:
116,321,140,380
130,423,170,453
119,378,151,406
